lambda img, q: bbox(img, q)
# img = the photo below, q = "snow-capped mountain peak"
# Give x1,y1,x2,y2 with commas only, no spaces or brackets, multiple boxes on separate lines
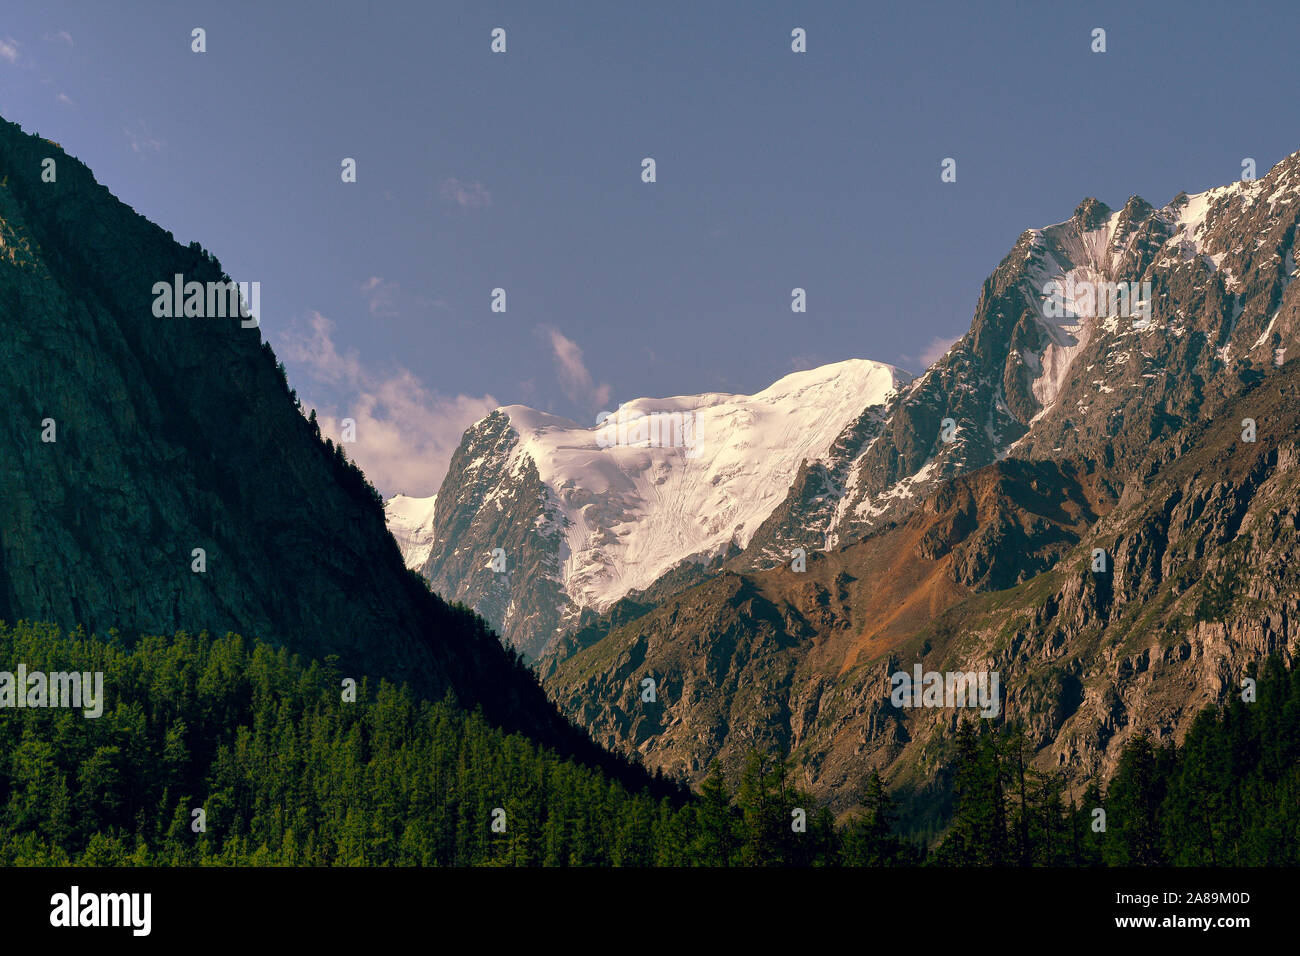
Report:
504,359,908,611
405,359,909,655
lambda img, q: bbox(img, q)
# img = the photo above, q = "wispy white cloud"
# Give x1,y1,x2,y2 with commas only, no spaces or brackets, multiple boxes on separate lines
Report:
56,92,73,106
0,37,21,64
360,276,398,316
44,30,73,46
438,177,492,209
900,333,964,371
787,353,830,372
539,325,611,412
123,121,163,153
279,312,498,496
918,334,962,367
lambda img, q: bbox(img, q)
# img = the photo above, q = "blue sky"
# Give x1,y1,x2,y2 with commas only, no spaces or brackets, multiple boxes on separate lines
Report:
3,0,1298,495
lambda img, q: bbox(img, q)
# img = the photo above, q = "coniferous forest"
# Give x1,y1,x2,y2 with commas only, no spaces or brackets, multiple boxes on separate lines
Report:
1,620,1295,866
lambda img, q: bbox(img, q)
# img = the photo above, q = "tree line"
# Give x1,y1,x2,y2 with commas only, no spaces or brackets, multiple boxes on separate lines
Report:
0,621,1294,865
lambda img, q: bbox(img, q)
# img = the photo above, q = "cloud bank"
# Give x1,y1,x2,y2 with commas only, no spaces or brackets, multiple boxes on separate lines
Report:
280,312,498,496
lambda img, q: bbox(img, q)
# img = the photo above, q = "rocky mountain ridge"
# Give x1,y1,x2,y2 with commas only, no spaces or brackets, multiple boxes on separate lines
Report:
744,157,1300,567
536,153,1300,807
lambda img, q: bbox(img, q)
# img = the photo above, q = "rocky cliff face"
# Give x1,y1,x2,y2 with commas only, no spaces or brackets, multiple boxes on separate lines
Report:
0,115,598,756
417,410,573,661
543,453,1115,790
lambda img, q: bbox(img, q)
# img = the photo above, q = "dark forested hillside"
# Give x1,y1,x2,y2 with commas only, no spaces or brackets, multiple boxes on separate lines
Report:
2,620,1295,866
0,114,606,764
0,621,830,865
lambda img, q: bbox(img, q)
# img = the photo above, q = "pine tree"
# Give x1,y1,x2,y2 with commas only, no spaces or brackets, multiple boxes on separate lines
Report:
693,761,736,866
1103,734,1166,866
844,770,903,866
